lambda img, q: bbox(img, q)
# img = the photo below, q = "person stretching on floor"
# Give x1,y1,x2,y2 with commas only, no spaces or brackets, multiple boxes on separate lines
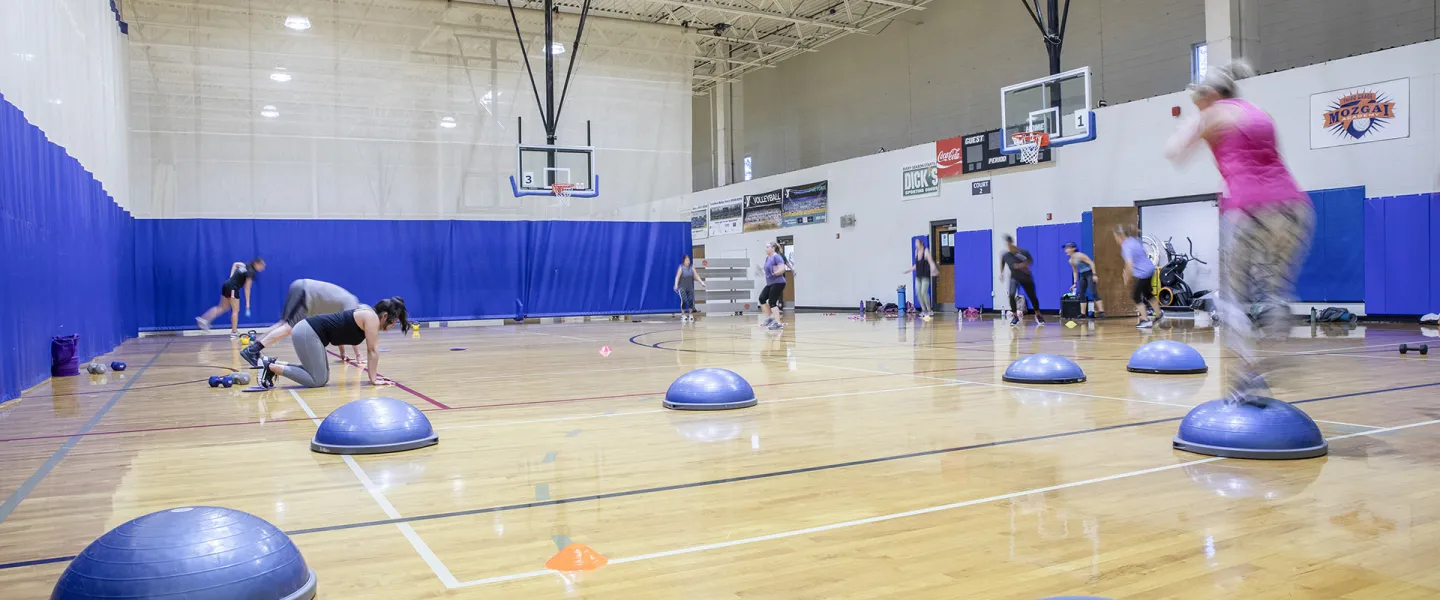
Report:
241,279,360,368
257,297,410,389
197,258,265,336
1064,242,1105,318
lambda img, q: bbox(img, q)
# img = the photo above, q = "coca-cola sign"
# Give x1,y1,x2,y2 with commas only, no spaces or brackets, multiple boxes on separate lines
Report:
935,135,968,178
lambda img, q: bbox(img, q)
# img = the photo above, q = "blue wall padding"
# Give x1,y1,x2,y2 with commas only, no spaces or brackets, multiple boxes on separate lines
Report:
1016,222,1082,310
1363,197,1386,313
526,221,691,317
952,229,992,309
0,93,138,402
1432,194,1440,310
137,219,690,329
1295,187,1364,302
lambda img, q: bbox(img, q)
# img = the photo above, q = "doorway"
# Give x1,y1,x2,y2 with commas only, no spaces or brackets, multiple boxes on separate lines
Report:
692,245,705,310
776,235,795,307
931,220,957,312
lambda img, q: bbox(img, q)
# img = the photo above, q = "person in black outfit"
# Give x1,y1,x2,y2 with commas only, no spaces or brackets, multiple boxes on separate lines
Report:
197,258,266,336
257,297,410,389
999,235,1043,325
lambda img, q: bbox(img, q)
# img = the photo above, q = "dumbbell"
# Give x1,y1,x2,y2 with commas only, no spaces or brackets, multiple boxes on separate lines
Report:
86,363,107,375
232,372,251,386
110,361,126,372
208,375,222,388
220,375,235,388
1399,343,1429,355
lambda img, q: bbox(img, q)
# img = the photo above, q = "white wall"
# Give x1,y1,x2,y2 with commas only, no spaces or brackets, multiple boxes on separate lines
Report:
1140,200,1221,293
739,0,1207,179
0,0,131,208
125,0,690,220
674,39,1440,308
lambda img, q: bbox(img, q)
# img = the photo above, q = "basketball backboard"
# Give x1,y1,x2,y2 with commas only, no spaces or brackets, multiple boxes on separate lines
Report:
510,144,600,198
1000,66,1096,155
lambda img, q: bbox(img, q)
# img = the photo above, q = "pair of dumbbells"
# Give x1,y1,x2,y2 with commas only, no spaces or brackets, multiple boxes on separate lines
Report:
207,373,253,388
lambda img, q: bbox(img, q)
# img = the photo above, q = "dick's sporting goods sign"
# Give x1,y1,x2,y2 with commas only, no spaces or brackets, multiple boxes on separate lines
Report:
902,162,939,199
1310,78,1408,149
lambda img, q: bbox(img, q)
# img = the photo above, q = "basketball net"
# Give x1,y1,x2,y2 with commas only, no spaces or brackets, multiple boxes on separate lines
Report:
1011,131,1049,165
551,182,577,207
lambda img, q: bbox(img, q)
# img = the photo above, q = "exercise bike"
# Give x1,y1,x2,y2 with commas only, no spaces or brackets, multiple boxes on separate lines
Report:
1155,237,1208,308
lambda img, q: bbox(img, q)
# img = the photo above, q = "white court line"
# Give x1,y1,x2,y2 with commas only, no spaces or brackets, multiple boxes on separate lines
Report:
288,390,461,588
432,382,967,432
445,417,1440,588
800,361,1383,429
520,330,603,343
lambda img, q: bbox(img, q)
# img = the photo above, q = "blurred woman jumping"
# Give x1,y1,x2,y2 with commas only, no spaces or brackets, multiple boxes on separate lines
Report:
1166,61,1313,404
197,258,265,337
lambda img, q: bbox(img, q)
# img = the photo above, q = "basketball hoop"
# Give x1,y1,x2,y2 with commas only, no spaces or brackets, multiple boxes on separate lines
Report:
1011,131,1050,165
550,182,577,207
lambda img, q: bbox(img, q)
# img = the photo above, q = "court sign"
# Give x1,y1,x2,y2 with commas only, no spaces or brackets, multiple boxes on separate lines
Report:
782,181,828,227
708,197,743,236
691,205,708,240
1310,78,1408,149
902,162,939,199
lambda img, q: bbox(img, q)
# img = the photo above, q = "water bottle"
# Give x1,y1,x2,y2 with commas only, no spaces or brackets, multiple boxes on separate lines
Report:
897,285,907,317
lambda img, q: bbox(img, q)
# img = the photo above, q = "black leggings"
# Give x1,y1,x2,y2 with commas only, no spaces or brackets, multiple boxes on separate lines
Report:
1010,275,1040,314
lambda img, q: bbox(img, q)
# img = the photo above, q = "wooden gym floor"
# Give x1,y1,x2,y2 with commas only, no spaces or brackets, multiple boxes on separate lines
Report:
1,314,1439,599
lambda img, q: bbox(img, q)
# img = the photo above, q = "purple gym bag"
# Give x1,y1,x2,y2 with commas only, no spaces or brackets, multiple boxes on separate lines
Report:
52,334,80,377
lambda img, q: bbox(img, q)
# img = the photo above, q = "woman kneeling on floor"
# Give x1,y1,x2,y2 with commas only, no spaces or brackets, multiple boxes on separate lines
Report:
257,297,410,389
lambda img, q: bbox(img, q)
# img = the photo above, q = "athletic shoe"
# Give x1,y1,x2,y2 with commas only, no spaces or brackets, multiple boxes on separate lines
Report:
229,332,239,339
1136,319,1154,328
1035,315,1046,325
240,343,264,368
259,357,278,389
1096,312,1106,319
1010,317,1020,326
767,321,784,330
196,317,211,331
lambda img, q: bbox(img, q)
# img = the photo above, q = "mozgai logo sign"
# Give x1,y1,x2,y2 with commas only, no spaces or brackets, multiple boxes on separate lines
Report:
1322,90,1396,140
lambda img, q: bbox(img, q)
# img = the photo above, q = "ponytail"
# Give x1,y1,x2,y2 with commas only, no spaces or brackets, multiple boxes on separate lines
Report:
374,296,410,333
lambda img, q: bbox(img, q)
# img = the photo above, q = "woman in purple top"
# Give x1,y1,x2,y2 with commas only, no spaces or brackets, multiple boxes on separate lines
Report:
1166,61,1313,404
758,241,787,330
1115,225,1163,328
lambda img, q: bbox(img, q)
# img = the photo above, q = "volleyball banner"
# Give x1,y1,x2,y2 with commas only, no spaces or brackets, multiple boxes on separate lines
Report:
743,190,784,232
708,197,743,236
781,181,828,227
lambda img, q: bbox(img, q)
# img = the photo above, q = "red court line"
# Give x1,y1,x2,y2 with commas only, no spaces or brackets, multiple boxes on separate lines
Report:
0,365,991,442
327,350,451,409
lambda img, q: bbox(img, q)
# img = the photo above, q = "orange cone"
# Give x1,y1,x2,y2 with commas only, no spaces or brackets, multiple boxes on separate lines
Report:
545,543,608,571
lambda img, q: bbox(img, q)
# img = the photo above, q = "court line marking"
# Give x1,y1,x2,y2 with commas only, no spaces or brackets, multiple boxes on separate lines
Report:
4,380,1436,573
0,343,169,525
799,361,1383,429
446,417,1440,588
431,382,967,432
327,350,451,409
287,390,460,588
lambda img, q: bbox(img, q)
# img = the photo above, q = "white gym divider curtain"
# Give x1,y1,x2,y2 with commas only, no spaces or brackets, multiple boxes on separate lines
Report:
124,0,693,221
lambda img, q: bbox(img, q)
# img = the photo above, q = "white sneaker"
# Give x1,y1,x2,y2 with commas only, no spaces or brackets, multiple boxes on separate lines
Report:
1136,319,1154,329
196,317,211,331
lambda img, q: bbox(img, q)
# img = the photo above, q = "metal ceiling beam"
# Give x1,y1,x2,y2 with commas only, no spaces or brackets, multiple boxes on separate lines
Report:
619,0,862,31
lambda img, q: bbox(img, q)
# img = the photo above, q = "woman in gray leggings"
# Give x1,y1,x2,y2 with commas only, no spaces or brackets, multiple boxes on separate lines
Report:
257,297,410,389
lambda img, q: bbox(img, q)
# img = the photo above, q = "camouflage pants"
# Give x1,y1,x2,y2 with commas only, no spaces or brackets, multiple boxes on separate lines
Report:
1215,201,1315,399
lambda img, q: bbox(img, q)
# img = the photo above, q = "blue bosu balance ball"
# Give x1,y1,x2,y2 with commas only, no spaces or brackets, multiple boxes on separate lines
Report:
1174,398,1327,459
1002,354,1086,384
664,368,758,410
311,397,438,454
52,506,316,600
1127,340,1208,374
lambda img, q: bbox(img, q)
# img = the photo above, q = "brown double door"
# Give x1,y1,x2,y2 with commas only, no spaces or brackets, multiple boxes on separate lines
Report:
931,222,957,310
1092,207,1140,317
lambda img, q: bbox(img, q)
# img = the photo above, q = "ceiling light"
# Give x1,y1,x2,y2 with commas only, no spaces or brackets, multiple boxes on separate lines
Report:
260,105,279,118
270,67,291,82
284,16,311,31
48,98,63,105
15,53,35,61
548,42,565,55
439,116,457,129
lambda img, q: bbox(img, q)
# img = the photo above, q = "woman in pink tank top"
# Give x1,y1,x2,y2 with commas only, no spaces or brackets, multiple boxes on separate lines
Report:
1167,62,1315,405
